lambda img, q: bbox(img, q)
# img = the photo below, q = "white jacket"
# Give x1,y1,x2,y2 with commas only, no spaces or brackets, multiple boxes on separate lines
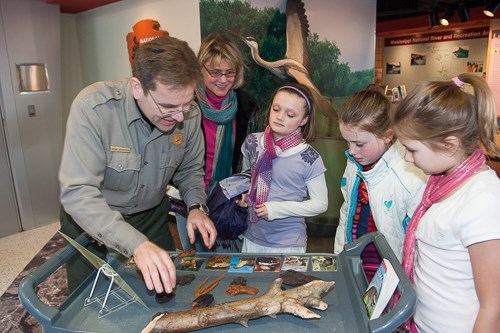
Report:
334,140,427,260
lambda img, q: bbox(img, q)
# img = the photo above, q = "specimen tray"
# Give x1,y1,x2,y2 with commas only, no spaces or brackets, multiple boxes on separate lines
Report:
19,232,415,332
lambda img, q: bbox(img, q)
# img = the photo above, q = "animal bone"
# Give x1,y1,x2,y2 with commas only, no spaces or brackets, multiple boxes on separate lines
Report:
176,274,195,286
177,248,196,259
194,275,225,299
141,278,335,333
279,269,321,286
191,293,214,308
230,276,247,286
155,292,175,304
225,285,259,296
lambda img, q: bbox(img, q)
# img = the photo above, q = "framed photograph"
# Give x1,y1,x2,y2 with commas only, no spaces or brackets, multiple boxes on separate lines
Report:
398,85,406,99
392,87,400,101
410,53,426,66
386,62,401,74
467,61,483,73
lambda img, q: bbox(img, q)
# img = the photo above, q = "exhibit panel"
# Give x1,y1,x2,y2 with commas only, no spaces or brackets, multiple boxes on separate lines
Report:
383,27,490,91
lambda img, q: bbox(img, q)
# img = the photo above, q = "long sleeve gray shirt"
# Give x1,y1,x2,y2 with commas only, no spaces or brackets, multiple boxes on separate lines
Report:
59,79,206,257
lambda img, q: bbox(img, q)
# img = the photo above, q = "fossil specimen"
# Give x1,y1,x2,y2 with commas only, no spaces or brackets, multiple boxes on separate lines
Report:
224,285,259,296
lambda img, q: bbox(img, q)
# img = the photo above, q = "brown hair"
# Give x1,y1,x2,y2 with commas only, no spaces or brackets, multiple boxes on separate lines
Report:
266,83,316,142
132,36,201,94
392,73,499,157
339,86,393,139
197,34,246,89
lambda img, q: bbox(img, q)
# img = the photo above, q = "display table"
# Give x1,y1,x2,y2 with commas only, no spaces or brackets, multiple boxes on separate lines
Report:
19,232,415,333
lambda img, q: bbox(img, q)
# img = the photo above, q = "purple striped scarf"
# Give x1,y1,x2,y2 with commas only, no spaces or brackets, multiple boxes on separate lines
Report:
247,126,303,222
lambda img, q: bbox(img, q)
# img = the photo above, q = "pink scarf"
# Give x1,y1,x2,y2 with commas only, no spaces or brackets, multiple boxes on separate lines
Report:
402,148,485,282
247,126,303,222
401,148,485,332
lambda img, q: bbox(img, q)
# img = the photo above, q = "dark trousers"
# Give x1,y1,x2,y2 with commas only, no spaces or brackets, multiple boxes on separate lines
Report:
60,196,173,292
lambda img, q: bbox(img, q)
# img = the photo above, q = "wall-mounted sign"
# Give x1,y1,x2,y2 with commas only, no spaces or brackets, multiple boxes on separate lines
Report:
126,19,169,66
385,27,489,47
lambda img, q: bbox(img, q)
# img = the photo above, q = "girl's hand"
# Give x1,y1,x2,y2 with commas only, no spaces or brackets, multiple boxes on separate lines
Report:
235,193,248,207
254,203,268,220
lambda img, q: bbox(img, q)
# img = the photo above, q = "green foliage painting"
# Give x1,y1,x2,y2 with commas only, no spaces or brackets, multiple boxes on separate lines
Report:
199,0,373,115
199,0,375,223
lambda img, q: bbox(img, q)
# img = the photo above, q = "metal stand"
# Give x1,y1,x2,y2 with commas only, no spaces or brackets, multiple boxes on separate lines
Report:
86,264,118,314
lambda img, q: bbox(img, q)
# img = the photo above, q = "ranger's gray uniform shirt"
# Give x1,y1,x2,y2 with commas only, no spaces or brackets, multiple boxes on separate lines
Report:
59,79,206,257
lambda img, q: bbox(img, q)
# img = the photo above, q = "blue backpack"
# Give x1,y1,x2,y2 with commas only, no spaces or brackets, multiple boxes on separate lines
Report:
207,172,250,240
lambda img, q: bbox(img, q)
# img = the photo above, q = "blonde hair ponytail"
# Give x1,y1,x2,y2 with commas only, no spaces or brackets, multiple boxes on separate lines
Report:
457,73,499,157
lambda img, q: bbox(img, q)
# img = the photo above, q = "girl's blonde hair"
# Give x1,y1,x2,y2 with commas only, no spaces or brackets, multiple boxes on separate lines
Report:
266,83,316,142
339,86,392,139
392,73,499,157
197,34,246,89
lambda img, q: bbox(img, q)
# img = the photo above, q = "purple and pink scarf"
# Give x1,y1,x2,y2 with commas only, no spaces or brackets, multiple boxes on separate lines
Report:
247,126,303,222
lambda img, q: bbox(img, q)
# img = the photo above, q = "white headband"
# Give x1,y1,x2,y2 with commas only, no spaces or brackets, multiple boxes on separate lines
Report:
277,86,312,113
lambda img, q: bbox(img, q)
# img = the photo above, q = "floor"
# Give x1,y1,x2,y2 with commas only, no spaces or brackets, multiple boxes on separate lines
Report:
0,221,60,296
0,219,334,296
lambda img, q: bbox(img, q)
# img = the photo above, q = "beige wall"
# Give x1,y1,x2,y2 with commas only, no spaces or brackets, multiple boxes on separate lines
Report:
60,0,201,127
60,14,83,134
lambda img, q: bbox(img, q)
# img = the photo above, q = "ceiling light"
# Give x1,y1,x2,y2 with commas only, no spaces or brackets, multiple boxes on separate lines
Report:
484,0,500,17
440,7,454,25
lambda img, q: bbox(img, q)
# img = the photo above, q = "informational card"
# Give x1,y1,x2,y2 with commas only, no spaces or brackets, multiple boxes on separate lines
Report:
254,256,281,272
205,255,231,270
175,257,205,271
363,259,399,319
311,255,338,271
228,257,255,273
281,255,309,272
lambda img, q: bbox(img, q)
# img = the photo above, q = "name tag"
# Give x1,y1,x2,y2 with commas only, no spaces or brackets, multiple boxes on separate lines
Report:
110,146,131,153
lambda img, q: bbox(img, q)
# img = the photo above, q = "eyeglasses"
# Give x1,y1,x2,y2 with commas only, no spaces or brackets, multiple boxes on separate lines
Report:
149,92,196,117
203,64,237,79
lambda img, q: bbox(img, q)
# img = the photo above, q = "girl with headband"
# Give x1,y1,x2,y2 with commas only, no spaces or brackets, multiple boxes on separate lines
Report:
392,73,500,332
237,83,328,253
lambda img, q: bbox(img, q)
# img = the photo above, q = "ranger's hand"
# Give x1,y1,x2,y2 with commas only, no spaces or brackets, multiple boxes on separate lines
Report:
187,210,217,249
133,240,176,293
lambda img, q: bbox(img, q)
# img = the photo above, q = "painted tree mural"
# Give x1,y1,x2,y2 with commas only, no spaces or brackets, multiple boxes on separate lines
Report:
199,0,373,114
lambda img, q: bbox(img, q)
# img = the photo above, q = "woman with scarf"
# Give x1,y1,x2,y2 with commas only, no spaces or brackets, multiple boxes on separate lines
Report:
176,34,262,252
237,83,328,253
392,73,500,332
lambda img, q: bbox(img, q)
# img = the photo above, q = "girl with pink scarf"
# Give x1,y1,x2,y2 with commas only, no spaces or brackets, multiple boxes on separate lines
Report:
392,73,500,332
238,83,328,253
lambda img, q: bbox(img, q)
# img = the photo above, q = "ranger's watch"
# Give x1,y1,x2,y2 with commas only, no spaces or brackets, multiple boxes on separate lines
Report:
188,203,210,216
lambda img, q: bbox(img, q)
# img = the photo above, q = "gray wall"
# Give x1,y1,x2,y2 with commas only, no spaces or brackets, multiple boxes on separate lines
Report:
0,10,21,236
0,0,62,234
